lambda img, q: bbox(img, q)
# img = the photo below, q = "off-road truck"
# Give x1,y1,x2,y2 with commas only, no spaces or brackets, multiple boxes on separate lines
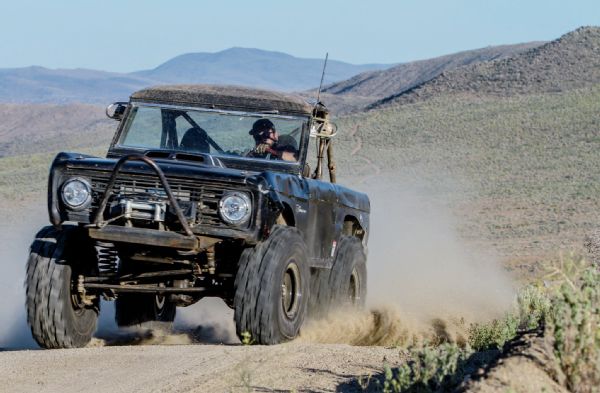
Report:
25,85,370,348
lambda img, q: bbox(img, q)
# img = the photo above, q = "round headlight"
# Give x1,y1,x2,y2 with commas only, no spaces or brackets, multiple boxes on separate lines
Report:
219,192,252,225
61,178,92,210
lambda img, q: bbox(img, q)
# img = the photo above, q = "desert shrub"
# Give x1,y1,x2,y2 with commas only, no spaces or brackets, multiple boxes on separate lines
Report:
380,284,552,392
516,284,551,329
373,258,600,392
545,265,600,393
468,284,549,351
382,343,469,392
468,314,519,352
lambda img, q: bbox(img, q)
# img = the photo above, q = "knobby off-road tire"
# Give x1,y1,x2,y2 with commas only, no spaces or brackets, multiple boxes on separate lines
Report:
26,226,99,349
328,236,367,308
307,267,332,318
115,260,176,331
234,225,310,344
115,294,176,331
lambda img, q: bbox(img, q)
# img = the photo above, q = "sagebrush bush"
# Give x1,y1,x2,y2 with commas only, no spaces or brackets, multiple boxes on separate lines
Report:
546,265,600,393
516,284,551,330
381,283,556,391
468,315,519,352
382,343,468,392
468,284,549,351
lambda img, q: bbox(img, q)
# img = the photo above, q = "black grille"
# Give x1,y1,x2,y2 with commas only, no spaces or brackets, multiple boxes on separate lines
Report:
67,170,242,229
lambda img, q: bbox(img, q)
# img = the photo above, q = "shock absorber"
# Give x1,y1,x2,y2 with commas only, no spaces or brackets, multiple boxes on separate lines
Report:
96,241,119,276
206,246,216,275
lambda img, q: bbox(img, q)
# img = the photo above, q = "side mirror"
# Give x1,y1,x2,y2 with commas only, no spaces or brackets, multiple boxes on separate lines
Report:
105,102,128,121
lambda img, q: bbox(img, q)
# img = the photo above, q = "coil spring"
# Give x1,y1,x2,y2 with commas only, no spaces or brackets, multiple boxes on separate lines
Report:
96,241,119,276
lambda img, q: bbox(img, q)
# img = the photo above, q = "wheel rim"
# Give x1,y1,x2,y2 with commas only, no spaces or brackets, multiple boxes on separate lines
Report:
281,262,301,319
154,286,168,318
155,294,166,310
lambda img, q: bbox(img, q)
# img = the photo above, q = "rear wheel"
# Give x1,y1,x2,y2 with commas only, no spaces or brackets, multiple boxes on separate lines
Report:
26,226,99,349
234,226,310,344
328,236,367,308
115,293,176,331
114,259,176,331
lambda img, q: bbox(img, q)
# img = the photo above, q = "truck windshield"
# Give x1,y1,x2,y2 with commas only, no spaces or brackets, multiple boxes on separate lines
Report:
117,105,307,163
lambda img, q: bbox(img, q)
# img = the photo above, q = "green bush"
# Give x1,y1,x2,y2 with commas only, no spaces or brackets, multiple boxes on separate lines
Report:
468,315,519,352
516,284,551,330
546,266,600,393
380,283,554,391
382,343,469,392
468,284,549,351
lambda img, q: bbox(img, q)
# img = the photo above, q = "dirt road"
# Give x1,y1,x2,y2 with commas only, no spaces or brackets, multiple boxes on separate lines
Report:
0,342,401,393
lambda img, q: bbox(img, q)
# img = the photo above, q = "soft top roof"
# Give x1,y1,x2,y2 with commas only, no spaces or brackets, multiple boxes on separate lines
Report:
130,85,314,116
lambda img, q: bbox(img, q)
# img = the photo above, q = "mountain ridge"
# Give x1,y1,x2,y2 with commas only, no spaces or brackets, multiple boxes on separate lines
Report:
369,26,600,109
312,41,545,114
134,47,390,91
322,42,544,99
0,48,391,104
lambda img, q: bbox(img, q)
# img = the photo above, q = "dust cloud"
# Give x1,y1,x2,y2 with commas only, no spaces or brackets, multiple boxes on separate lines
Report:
94,297,239,346
300,175,516,346
1,174,515,349
0,204,46,350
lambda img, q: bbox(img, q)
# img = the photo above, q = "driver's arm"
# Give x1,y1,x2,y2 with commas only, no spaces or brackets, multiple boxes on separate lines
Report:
279,151,297,162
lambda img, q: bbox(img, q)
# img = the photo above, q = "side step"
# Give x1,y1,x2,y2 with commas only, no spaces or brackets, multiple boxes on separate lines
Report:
89,226,198,250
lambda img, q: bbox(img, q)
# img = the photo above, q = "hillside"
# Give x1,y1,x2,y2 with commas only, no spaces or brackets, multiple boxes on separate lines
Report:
372,26,600,108
0,48,390,104
0,104,113,157
322,42,543,99
334,86,600,266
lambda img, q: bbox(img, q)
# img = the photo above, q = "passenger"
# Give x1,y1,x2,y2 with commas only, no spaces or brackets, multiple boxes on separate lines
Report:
248,119,297,162
180,126,209,153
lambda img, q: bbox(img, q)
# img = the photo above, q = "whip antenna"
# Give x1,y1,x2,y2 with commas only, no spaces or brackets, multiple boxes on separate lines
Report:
311,53,337,183
316,53,328,104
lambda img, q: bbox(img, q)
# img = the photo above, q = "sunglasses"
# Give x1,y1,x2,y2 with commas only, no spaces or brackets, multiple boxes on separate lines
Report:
260,128,277,136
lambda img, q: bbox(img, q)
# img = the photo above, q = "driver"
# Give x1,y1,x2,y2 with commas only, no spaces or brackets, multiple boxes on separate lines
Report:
248,119,297,162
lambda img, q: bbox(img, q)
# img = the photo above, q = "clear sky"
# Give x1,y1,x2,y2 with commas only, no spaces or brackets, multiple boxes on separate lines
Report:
1,0,598,72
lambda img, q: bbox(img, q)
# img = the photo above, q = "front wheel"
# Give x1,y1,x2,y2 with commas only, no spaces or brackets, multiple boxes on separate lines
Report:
234,226,310,344
25,226,99,349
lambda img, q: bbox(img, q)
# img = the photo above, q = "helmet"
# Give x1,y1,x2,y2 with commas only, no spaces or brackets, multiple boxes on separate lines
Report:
249,118,275,142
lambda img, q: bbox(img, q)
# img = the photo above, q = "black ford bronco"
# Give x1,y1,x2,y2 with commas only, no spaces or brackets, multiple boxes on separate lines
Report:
25,85,370,348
